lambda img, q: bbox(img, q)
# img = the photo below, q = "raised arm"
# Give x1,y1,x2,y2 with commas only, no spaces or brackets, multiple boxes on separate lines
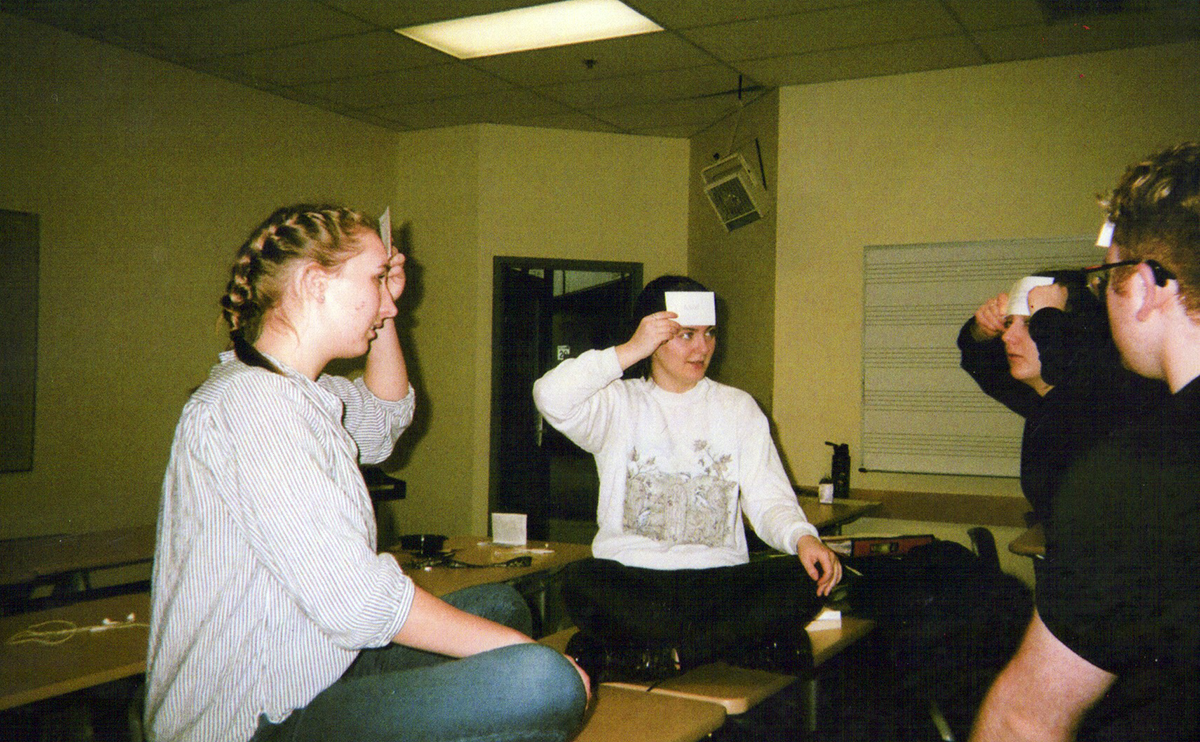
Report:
958,293,1041,418
534,312,678,453
969,292,1009,342
363,250,410,402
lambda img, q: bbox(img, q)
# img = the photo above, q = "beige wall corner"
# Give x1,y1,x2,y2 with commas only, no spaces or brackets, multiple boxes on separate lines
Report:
689,90,780,416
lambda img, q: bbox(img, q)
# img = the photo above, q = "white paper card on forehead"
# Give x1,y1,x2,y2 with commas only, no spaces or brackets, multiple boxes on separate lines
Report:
664,292,715,326
1096,220,1114,249
491,513,527,546
1005,276,1056,316
380,207,392,253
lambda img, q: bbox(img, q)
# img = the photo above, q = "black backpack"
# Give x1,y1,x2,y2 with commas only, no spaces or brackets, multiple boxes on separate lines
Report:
843,534,1034,740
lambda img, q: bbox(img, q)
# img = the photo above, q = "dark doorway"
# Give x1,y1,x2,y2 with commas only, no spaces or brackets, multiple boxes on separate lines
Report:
490,258,641,543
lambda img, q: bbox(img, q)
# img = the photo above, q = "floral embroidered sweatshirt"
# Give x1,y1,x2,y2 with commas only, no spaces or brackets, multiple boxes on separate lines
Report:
533,347,817,570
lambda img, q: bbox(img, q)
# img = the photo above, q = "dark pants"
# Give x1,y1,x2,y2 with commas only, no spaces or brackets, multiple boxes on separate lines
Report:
561,556,823,667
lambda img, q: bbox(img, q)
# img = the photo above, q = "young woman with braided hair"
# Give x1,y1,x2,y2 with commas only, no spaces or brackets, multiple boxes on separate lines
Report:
146,205,588,742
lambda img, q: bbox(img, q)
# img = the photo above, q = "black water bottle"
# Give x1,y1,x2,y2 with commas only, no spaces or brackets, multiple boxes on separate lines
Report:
825,442,850,499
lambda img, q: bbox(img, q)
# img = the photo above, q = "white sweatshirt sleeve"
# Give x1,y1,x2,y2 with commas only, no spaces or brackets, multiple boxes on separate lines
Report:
735,396,819,554
532,347,627,454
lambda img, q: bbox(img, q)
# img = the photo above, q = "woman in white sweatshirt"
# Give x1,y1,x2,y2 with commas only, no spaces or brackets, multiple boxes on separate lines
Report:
533,275,841,682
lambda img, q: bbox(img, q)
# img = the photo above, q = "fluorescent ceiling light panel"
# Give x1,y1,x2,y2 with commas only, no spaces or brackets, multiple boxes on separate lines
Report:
396,0,663,59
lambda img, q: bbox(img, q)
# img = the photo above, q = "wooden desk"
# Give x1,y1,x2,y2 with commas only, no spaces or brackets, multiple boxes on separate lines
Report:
541,614,874,718
388,537,592,597
1008,523,1045,558
570,686,725,742
0,525,156,589
797,497,880,534
1,592,150,711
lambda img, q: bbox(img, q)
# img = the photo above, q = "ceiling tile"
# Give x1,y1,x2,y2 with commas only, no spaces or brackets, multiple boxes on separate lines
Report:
5,0,235,35
194,30,445,87
297,63,509,110
974,8,1199,63
504,112,625,134
626,0,862,30
630,122,712,138
740,34,987,86
942,0,1047,31
539,65,752,109
341,109,413,132
592,93,751,131
321,0,539,29
680,0,963,61
467,30,717,87
6,0,1197,138
99,0,371,62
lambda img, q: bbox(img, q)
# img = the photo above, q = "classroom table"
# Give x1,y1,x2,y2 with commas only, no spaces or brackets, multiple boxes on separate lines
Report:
387,536,592,597
796,496,881,535
0,525,156,589
541,611,875,730
1008,522,1045,558
388,536,593,636
0,591,150,712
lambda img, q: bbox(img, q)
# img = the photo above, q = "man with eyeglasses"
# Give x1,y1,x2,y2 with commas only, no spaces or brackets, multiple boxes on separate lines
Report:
971,142,1200,742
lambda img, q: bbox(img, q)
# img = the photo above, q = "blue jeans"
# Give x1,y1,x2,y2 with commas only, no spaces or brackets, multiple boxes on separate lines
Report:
251,584,587,742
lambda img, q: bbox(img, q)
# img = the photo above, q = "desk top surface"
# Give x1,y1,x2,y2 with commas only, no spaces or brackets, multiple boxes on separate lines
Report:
0,591,150,711
0,525,157,587
387,537,592,597
542,614,875,715
576,685,726,742
1008,523,1045,557
797,497,880,532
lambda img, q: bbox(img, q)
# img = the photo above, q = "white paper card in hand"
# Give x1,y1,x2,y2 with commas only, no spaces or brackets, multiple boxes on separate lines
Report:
664,291,716,326
380,207,392,254
491,513,527,546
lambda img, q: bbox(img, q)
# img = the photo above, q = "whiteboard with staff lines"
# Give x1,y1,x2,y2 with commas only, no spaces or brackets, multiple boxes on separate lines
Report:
861,236,1101,477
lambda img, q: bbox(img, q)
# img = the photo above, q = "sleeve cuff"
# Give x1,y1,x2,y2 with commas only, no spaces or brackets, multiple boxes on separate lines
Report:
784,522,820,554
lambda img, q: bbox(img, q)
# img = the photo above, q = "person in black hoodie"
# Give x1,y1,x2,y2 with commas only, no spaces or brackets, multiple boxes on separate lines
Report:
957,268,1164,530
972,141,1200,742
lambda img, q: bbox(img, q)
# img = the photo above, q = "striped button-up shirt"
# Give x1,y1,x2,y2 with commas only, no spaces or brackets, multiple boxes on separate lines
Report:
146,352,416,742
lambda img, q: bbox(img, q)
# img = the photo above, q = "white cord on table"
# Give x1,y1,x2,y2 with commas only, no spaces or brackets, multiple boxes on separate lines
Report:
5,613,148,646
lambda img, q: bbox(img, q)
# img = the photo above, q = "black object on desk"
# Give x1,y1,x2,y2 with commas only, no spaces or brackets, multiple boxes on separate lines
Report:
398,534,447,557
825,442,851,498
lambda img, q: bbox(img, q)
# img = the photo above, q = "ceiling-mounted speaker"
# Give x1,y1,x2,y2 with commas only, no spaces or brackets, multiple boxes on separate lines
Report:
702,154,767,231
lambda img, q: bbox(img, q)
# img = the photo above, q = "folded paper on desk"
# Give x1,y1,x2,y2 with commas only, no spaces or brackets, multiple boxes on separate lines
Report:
491,513,527,546
824,534,935,558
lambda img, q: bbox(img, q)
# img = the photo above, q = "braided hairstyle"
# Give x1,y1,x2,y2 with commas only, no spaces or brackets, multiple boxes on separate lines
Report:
221,204,379,371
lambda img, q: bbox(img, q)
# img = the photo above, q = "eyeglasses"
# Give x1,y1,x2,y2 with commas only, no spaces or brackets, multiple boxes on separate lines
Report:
1082,259,1175,298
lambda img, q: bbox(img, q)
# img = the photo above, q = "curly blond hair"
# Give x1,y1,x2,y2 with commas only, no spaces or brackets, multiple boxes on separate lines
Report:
1102,142,1200,313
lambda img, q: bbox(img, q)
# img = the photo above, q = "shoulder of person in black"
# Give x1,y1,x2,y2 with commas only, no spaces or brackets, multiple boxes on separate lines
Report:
1039,377,1200,674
